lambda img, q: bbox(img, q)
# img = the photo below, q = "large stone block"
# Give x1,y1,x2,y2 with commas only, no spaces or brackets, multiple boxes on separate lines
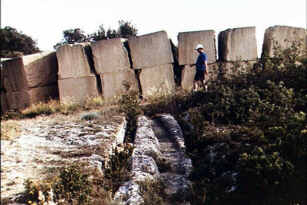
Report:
2,58,28,92
178,30,217,65
91,38,131,74
99,70,139,100
128,31,174,68
1,92,8,114
58,76,99,104
181,63,219,91
6,85,58,110
180,65,196,92
262,26,306,57
2,52,58,92
218,27,258,61
139,64,175,98
56,43,93,79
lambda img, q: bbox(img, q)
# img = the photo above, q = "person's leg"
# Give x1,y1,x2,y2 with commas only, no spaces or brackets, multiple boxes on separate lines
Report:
203,74,208,92
193,80,198,91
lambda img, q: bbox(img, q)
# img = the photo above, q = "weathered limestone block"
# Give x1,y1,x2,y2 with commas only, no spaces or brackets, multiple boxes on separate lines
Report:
56,43,93,79
91,38,131,73
6,85,58,110
178,30,217,65
1,92,8,114
131,154,160,181
99,70,138,101
128,31,174,68
58,76,99,103
139,64,175,98
2,52,58,92
218,27,258,61
181,63,219,91
134,116,161,158
219,61,256,79
113,181,144,205
181,65,196,92
262,25,307,57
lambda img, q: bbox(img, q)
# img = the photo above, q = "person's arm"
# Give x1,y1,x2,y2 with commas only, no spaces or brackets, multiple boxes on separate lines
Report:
204,60,208,75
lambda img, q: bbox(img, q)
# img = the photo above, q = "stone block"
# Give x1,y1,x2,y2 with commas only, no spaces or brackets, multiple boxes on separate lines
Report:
6,85,58,110
178,30,217,65
2,52,58,92
219,61,256,79
1,92,8,114
180,65,196,92
2,58,28,92
181,63,219,91
218,27,258,61
99,70,139,101
91,38,131,73
58,76,99,104
139,64,175,98
262,26,306,57
128,31,174,68
56,43,93,79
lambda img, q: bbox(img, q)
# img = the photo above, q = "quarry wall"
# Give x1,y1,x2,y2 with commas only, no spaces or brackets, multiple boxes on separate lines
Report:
1,25,306,114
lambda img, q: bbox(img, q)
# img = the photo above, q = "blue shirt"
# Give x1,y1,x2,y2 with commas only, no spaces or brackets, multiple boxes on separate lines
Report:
196,53,208,71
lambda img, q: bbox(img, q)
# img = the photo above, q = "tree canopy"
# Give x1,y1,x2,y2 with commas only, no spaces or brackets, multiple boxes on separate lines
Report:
0,26,40,58
54,20,138,49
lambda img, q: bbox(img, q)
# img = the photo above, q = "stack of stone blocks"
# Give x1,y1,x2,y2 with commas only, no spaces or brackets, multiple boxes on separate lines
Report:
56,43,99,103
91,38,138,101
218,27,258,78
1,52,58,113
1,25,306,114
178,30,218,91
127,31,176,98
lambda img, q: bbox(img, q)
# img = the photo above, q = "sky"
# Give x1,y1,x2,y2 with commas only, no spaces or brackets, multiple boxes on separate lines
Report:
1,0,306,56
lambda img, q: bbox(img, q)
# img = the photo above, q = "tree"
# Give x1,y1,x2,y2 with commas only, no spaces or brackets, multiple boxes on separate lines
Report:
54,20,138,49
118,20,137,38
0,26,40,58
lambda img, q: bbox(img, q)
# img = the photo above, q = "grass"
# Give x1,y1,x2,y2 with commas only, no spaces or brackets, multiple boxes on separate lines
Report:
1,96,107,120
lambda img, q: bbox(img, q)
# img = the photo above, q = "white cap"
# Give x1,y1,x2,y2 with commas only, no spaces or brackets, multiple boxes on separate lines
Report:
195,44,204,50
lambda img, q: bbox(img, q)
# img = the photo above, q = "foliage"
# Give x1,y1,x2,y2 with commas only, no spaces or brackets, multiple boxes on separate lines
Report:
119,91,143,142
0,26,39,58
138,179,167,205
54,20,137,49
180,42,307,205
100,144,134,195
23,165,92,205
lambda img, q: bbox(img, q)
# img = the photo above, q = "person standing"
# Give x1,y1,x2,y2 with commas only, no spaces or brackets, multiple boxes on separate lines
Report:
191,44,208,92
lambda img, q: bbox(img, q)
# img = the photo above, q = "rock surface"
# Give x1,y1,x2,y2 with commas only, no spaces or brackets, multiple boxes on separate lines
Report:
2,52,58,92
99,70,139,101
114,114,192,204
218,27,258,61
91,38,131,73
128,31,174,68
58,76,99,103
139,64,175,98
178,30,217,65
262,25,306,57
6,85,58,110
1,113,126,201
56,43,93,79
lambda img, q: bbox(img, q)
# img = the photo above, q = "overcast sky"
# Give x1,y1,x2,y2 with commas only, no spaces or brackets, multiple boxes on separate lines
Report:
2,0,306,56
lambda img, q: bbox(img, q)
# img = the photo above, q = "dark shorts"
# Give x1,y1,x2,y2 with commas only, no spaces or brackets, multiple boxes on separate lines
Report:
194,69,205,81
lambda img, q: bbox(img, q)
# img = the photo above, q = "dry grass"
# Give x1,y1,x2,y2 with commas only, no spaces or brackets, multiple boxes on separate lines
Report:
2,96,112,120
1,120,21,140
